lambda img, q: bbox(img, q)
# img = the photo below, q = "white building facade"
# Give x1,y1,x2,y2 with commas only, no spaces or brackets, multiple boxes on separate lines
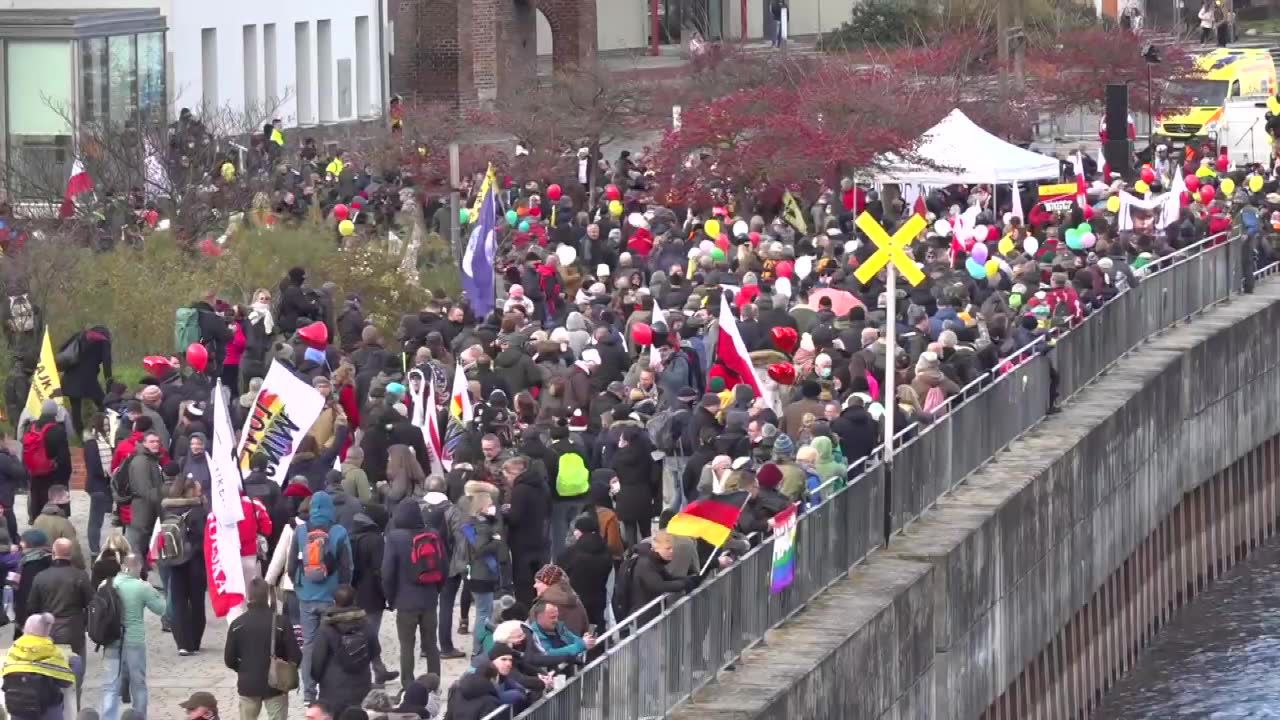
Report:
1,0,387,127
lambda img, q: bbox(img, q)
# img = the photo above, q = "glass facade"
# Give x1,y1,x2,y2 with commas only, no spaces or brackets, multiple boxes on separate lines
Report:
7,40,73,195
79,30,164,129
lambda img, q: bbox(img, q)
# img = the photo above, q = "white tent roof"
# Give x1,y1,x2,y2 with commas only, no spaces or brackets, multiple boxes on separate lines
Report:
876,109,1060,185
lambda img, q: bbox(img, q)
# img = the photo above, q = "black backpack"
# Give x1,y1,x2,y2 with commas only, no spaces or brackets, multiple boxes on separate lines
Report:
86,580,125,649
2,672,61,717
610,550,643,622
335,626,370,672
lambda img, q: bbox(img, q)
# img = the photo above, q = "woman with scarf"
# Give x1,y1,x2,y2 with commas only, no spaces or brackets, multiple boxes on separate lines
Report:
240,288,276,389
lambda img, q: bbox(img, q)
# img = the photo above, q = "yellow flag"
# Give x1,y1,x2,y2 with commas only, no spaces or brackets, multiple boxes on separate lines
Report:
998,234,1016,256
782,191,808,234
24,328,63,419
1268,94,1280,116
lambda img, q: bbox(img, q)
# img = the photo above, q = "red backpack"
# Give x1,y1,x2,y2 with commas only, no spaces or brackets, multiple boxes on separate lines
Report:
409,530,446,586
21,424,56,476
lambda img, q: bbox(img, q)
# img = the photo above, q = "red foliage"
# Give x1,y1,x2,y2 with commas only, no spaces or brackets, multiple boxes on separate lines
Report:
1025,29,1199,114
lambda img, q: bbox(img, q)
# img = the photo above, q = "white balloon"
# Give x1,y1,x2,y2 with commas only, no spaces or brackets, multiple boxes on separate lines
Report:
699,239,715,253
843,240,859,255
933,219,951,236
775,276,792,298
732,220,749,237
627,212,648,229
556,243,577,266
687,247,700,259
794,255,814,279
1023,237,1039,255
972,224,987,240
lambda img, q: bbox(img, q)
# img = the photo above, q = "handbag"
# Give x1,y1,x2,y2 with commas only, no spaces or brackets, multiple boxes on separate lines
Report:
266,596,299,692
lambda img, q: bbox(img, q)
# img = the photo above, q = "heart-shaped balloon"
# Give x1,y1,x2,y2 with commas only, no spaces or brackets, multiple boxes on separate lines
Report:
297,321,329,349
767,362,796,385
770,326,799,355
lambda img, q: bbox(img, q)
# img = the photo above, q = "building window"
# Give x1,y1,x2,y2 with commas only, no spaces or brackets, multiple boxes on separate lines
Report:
201,28,218,109
295,22,312,124
263,23,277,107
355,15,370,118
81,37,108,125
108,34,137,126
337,58,351,119
7,41,73,195
243,25,259,112
316,19,333,123
137,31,165,124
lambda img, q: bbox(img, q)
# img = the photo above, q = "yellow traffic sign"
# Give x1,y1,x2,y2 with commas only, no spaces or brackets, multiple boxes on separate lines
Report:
853,212,925,286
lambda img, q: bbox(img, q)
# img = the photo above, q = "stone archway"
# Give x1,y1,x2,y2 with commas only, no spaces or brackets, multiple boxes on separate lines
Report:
390,0,596,108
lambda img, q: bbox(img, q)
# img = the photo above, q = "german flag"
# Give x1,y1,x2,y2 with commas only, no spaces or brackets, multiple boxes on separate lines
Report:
667,492,749,547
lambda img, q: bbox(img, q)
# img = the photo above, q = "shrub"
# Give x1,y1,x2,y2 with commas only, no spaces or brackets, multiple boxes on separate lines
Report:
817,0,930,51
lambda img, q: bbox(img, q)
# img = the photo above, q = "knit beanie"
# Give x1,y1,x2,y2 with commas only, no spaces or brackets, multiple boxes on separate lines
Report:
757,462,783,490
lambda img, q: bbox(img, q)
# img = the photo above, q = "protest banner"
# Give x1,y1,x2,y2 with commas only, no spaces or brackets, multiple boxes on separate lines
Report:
235,360,325,483
23,328,62,418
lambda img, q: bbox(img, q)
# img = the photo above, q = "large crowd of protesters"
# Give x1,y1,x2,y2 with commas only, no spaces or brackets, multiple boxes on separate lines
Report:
0,102,1268,720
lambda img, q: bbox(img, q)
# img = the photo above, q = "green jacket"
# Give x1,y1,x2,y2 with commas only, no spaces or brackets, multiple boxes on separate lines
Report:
776,461,808,503
811,436,848,490
341,463,372,503
112,574,167,646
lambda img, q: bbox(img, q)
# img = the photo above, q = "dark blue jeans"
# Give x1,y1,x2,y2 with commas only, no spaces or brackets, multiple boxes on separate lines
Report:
87,492,111,555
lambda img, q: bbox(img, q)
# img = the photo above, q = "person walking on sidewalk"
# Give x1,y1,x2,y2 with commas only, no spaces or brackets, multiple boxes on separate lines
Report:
382,498,443,684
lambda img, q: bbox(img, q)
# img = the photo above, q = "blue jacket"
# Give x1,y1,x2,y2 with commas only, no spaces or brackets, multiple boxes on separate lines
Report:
289,492,354,603
528,620,586,659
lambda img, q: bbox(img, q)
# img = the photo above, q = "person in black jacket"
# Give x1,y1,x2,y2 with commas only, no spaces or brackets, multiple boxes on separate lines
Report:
830,395,879,471
382,499,442,683
624,531,697,626
0,429,27,543
610,426,660,548
349,513,398,685
560,514,613,628
189,294,235,377
501,457,551,607
12,529,52,641
277,267,321,335
243,454,284,549
359,396,428,488
224,579,302,719
336,294,365,353
57,325,112,434
159,477,209,654
310,585,381,716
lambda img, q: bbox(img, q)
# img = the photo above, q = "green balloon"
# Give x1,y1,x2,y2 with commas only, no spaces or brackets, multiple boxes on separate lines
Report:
505,209,519,225
459,208,470,224
518,220,531,232
1077,222,1092,234
710,248,726,261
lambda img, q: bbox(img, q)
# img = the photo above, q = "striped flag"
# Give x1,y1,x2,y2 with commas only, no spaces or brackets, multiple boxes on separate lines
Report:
449,361,473,423
59,158,93,219
1073,152,1087,210
712,295,764,397
668,491,749,547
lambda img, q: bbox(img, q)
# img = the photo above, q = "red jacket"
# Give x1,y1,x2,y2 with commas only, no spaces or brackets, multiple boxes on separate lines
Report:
236,495,273,557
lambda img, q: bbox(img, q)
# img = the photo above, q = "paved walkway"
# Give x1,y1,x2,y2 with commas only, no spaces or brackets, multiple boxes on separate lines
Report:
3,491,475,719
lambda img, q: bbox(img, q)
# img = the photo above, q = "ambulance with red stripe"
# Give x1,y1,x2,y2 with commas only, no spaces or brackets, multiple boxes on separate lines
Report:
1151,48,1276,152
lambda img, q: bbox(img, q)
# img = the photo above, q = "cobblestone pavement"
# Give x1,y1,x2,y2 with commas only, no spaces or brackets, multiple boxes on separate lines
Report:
4,491,475,719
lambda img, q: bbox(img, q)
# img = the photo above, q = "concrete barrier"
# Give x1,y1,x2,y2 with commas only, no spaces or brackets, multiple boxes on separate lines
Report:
672,281,1280,719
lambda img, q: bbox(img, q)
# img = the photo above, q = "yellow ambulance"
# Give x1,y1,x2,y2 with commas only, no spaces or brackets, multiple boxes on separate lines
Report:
1153,47,1277,150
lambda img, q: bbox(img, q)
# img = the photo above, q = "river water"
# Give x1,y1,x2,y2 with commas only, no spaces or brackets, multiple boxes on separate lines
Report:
1095,543,1280,719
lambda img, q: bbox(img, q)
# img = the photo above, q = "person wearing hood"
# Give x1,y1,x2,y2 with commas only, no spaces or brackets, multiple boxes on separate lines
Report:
309,585,381,715
22,400,72,525
532,564,589,637
564,312,593,357
611,426,661,547
560,513,613,628
807,436,847,490
492,336,543,397
2,611,76,720
590,326,628,392
158,477,209,655
383,498,443,684
421,477,468,660
322,471,362,533
445,664,503,720
30,486,85,570
501,456,551,607
336,294,365,353
339,447,372,503
288,491,354,703
178,431,212,496
348,513,399,686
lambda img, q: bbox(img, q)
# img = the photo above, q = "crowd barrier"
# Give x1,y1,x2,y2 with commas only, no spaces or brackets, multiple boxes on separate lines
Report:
484,231,1246,720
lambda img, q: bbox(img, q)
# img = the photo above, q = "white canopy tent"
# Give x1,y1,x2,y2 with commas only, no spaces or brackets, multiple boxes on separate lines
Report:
876,109,1061,185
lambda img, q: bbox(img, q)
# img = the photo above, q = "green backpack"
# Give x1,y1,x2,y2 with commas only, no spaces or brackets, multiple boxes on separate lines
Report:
174,307,201,354
556,451,590,498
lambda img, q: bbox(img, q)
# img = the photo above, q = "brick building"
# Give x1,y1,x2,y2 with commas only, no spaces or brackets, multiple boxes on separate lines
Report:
390,0,596,108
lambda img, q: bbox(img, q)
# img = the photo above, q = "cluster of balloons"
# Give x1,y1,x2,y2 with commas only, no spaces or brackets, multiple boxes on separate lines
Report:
964,257,1002,280
1064,222,1097,251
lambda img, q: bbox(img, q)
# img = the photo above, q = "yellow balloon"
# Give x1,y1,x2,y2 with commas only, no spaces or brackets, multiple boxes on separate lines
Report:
608,200,623,217
1134,180,1150,195
984,259,1000,278
1106,195,1121,213
338,219,355,236
704,218,721,238
1196,166,1215,178
997,234,1016,256
1221,178,1236,195
1250,174,1265,192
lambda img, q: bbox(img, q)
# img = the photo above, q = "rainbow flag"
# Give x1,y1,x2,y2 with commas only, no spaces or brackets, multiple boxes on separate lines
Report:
769,504,798,594
667,492,748,547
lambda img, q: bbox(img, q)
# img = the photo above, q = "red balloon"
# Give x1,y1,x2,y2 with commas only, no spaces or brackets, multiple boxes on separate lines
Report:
748,231,762,247
516,206,529,218
1082,205,1094,220
1140,167,1155,184
530,205,542,218
631,322,653,346
186,343,209,373
547,184,563,202
775,260,794,279
605,184,621,201
298,321,329,349
1200,185,1216,203
351,197,364,210
1185,175,1200,192
986,225,999,242
359,190,370,200
1216,155,1229,172
334,204,349,221
767,362,797,385
1180,191,1192,207
770,326,799,355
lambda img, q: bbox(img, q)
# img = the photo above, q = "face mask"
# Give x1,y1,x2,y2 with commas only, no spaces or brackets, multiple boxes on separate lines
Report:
484,506,497,517
818,367,832,378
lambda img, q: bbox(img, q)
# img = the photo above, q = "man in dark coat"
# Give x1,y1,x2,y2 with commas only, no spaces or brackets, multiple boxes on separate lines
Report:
501,457,551,607
610,426,661,548
625,531,697,625
190,296,234,376
26,537,92,659
591,328,628,392
830,396,879,470
23,401,71,524
224,579,302,718
349,512,398,682
12,529,52,639
359,393,428,487
382,499,442,683
310,585,381,715
277,266,321,335
56,326,113,434
560,513,613,628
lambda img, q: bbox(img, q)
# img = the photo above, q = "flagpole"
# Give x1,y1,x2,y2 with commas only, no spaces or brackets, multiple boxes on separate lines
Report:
884,267,896,467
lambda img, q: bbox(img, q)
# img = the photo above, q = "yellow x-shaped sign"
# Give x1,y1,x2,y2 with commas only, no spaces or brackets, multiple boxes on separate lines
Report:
853,212,926,287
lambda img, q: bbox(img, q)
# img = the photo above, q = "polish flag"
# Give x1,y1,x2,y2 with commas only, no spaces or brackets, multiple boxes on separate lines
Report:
650,297,666,369
448,361,472,423
59,159,94,218
1073,152,1087,210
713,295,763,397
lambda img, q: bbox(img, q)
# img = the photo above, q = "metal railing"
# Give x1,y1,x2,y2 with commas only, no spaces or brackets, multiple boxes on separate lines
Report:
509,231,1246,720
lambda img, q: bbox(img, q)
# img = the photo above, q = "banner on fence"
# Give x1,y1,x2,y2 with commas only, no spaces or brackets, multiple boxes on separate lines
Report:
769,504,798,594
